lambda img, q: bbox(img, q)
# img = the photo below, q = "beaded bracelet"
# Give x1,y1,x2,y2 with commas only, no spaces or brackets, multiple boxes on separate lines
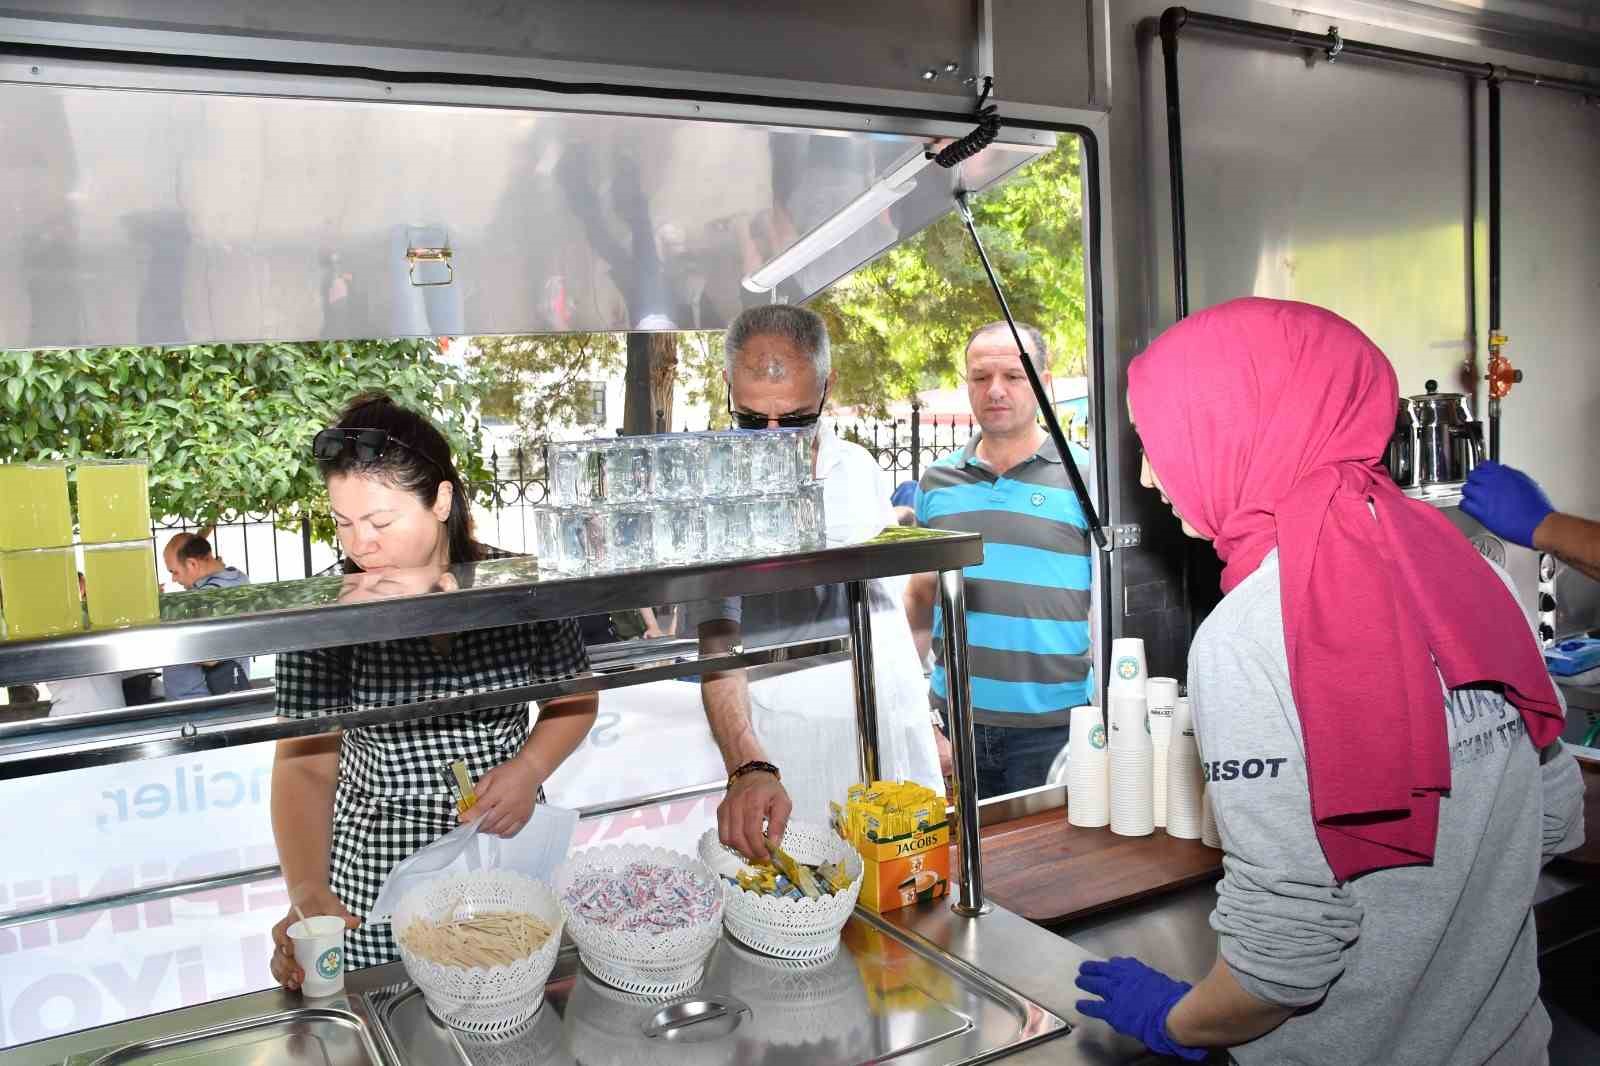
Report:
728,760,781,786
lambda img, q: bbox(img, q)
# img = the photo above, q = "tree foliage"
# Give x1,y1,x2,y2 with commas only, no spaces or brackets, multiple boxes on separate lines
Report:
468,333,625,447
811,138,1084,419
0,340,487,543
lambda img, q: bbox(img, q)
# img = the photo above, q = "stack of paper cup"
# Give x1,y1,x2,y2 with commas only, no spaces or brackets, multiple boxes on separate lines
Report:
1106,691,1154,837
1145,678,1179,741
1165,696,1205,839
1146,678,1179,829
1200,788,1222,849
1108,637,1149,694
1066,704,1109,828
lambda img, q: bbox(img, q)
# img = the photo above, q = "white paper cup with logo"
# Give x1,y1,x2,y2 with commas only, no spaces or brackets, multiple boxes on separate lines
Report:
288,915,347,997
1067,705,1110,828
1106,692,1152,752
1145,677,1179,741
1108,638,1148,694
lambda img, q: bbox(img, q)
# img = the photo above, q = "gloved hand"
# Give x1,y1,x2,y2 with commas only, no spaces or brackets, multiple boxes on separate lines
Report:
1461,462,1554,548
1075,957,1207,1061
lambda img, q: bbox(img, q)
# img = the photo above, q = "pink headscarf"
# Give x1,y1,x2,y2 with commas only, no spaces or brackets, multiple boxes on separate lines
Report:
1129,298,1562,880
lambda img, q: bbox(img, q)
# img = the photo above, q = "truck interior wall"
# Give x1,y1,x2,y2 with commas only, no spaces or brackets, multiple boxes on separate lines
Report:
0,1,1101,112
1103,1,1600,677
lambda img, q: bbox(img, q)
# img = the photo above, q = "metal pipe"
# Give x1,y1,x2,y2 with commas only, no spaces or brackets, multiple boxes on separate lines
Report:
954,190,1108,552
939,568,988,917
1488,76,1503,463
1158,8,1190,320
1168,8,1598,96
0,637,851,780
0,865,282,932
0,777,744,931
846,579,881,784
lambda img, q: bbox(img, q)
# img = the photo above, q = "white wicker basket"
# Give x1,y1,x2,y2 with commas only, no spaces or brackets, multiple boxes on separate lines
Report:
697,821,863,961
392,870,564,1035
554,844,724,997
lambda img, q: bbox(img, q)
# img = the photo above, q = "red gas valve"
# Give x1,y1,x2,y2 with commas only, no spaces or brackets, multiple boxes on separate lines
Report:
1486,333,1522,400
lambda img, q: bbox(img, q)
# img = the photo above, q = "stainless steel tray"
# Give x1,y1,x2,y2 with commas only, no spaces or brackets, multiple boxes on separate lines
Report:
362,911,1067,1066
62,1005,385,1066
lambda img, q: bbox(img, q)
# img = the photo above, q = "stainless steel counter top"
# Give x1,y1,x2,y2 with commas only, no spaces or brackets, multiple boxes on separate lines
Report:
6,899,1161,1066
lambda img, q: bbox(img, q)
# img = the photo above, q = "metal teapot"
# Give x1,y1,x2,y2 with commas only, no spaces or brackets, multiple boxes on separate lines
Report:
1383,397,1418,489
1409,380,1482,487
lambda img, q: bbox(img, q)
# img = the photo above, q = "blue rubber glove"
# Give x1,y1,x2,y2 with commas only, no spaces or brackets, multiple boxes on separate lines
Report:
1075,957,1207,1061
1461,461,1554,549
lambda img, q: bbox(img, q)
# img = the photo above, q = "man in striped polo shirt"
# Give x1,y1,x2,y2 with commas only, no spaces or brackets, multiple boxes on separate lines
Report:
905,322,1093,797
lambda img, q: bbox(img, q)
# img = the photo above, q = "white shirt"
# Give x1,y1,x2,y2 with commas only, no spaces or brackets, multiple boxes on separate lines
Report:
689,423,944,821
45,674,128,716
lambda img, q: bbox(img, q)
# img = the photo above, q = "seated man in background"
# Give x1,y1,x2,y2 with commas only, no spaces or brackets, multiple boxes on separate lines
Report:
162,533,253,698
691,305,943,858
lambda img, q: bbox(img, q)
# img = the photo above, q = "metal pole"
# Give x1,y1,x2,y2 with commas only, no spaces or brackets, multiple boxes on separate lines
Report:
954,191,1108,551
1487,76,1503,463
1168,8,1597,95
846,579,881,785
1158,8,1190,320
939,568,988,916
300,515,314,578
910,402,923,481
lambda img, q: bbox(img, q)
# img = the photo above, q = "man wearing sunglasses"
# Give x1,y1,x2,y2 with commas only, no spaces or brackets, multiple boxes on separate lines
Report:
689,305,944,860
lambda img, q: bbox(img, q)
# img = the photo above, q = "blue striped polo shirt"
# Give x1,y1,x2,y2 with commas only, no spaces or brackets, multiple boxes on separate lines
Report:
916,432,1093,727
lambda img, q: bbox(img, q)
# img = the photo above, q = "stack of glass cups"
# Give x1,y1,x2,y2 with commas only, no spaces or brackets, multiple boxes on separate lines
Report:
535,429,825,577
0,461,79,639
76,460,160,629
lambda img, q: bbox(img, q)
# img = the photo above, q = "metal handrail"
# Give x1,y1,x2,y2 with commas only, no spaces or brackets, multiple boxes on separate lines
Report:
0,780,736,932
0,637,851,780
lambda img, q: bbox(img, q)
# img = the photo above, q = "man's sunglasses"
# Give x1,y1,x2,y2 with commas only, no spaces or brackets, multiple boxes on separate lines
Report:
312,428,445,475
727,382,830,431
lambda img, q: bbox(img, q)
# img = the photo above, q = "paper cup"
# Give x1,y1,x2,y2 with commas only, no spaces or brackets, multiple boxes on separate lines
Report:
1108,638,1148,693
1164,734,1205,839
288,916,347,997
1106,693,1152,752
1152,740,1168,829
1145,677,1179,741
1171,696,1193,736
1067,706,1110,828
1108,747,1154,837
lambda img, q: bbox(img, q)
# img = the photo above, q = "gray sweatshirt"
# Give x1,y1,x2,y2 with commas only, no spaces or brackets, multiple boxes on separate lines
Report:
1189,551,1586,1066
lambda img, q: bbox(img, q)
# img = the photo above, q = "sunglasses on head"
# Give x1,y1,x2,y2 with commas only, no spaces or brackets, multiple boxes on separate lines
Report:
726,382,829,431
312,428,445,475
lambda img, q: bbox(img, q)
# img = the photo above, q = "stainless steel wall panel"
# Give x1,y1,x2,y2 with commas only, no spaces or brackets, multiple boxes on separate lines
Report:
0,81,1045,348
1496,83,1600,522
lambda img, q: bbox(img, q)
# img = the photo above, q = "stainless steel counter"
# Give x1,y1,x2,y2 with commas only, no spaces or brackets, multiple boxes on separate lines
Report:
7,900,1162,1066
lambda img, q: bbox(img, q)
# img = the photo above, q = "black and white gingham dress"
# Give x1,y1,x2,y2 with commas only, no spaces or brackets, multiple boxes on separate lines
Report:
275,560,588,969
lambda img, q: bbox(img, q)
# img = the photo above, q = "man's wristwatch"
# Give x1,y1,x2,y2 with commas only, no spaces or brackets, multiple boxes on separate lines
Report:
728,760,780,786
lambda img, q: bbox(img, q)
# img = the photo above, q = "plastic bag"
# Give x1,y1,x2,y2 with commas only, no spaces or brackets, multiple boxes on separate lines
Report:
368,803,578,924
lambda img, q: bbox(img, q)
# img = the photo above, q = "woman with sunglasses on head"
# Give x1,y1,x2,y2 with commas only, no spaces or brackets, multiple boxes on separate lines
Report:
267,392,596,990
1074,299,1584,1065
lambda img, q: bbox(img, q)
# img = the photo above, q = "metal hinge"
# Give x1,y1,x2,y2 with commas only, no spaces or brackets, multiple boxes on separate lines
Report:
1100,524,1142,552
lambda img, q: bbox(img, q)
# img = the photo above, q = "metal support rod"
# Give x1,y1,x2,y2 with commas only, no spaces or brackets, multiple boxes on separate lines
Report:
953,190,1108,552
1487,76,1503,463
1164,8,1598,96
0,637,850,780
1158,9,1190,320
0,778,745,932
939,568,989,917
846,579,881,785
0,865,282,933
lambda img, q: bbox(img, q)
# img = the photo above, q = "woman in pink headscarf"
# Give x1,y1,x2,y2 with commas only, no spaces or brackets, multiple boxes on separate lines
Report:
1073,299,1584,1065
